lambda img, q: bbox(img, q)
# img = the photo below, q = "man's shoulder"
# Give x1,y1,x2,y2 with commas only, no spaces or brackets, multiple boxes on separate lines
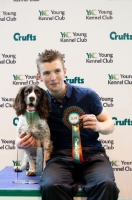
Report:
71,84,96,95
69,84,100,103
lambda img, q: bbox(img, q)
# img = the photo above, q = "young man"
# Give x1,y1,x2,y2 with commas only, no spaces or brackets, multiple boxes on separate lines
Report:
16,50,119,200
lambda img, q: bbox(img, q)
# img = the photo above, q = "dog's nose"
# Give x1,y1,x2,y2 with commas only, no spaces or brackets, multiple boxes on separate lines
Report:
29,96,35,102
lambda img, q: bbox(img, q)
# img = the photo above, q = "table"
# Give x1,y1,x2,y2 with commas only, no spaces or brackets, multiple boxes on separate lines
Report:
0,167,86,197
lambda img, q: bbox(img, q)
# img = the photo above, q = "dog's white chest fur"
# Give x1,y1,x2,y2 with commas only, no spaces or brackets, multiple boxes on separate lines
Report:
17,114,50,140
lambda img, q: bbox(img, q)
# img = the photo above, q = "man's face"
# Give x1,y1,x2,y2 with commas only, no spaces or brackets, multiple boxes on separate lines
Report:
37,59,66,95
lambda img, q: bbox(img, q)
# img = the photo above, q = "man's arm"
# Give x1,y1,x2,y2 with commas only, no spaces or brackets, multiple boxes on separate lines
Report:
96,108,114,135
79,108,114,135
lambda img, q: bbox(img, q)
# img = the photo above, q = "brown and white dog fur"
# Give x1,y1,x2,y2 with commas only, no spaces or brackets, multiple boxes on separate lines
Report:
13,84,53,176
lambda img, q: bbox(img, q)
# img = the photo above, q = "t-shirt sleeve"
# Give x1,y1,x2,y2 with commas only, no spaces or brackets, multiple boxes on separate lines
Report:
88,89,103,116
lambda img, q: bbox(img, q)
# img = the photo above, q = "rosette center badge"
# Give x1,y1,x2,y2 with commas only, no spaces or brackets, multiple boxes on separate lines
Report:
63,106,85,128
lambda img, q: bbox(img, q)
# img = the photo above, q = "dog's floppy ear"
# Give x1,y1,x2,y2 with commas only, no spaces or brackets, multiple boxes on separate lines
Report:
13,86,26,116
38,88,51,120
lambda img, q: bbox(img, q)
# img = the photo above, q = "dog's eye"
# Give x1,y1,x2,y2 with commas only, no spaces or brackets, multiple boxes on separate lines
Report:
35,90,41,95
24,91,29,95
24,89,32,95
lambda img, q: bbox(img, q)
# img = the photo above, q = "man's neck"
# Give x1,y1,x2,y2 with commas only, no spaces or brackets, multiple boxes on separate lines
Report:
49,84,67,102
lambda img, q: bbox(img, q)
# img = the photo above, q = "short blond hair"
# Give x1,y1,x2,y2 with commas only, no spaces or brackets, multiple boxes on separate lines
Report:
36,49,65,73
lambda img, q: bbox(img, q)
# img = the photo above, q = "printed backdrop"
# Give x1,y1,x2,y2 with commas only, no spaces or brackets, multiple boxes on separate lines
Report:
0,0,132,199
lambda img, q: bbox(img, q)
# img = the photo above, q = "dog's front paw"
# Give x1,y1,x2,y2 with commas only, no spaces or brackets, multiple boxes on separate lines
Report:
26,169,36,176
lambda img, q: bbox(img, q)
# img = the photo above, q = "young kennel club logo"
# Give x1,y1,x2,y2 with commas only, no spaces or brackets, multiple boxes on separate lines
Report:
0,97,15,108
86,9,113,20
0,54,16,64
86,53,113,64
86,53,97,59
13,75,24,80
108,74,132,85
111,160,132,172
12,74,39,85
38,10,65,20
86,10,97,15
108,74,119,80
99,139,114,150
61,32,71,38
39,10,49,16
100,97,114,108
111,161,119,167
0,139,15,150
0,11,17,21
60,32,87,42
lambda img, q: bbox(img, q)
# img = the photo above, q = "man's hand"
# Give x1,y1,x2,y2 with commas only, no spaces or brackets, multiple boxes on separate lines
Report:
79,114,101,132
15,132,36,148
79,108,114,135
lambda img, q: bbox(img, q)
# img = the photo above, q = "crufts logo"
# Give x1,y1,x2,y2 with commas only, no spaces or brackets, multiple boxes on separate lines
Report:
110,32,132,40
112,117,132,125
13,33,36,41
65,76,84,84
108,74,119,80
13,117,19,126
60,32,71,38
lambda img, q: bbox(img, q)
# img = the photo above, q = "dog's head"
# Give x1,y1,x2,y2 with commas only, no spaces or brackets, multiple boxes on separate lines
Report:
13,85,51,119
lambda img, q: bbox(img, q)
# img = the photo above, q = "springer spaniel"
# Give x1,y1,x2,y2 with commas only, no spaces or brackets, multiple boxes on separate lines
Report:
13,84,53,176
